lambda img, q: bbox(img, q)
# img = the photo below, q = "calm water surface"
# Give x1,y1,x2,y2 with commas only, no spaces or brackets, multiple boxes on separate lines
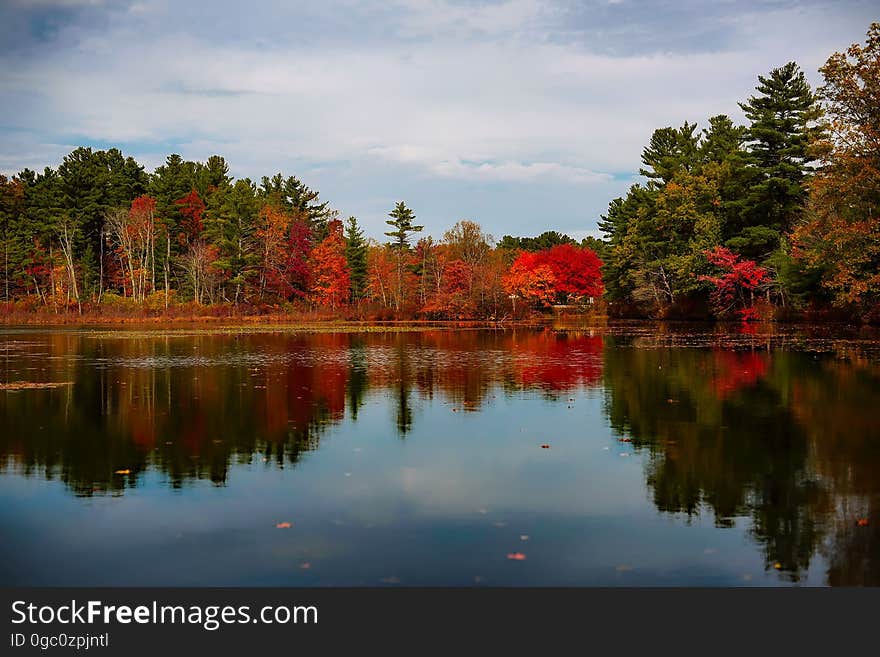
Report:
1,324,879,586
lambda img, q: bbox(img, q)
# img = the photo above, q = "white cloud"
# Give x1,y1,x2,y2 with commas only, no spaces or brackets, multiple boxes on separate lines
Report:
0,0,876,237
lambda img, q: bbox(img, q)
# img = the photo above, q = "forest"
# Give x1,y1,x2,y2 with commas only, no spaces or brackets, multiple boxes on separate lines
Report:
0,23,877,323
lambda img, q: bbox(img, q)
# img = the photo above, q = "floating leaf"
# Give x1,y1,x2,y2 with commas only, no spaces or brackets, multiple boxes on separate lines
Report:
1,381,74,391
276,522,292,529
114,469,131,475
540,444,551,449
520,535,530,541
506,552,527,561
299,562,311,570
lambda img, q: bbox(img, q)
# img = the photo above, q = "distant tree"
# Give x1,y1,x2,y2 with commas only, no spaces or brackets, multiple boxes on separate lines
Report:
258,174,330,239
699,246,769,320
498,231,575,253
736,62,823,256
384,201,422,310
503,251,557,308
640,122,701,186
443,220,493,267
791,23,880,318
310,219,350,309
175,189,206,246
344,216,368,302
203,178,260,303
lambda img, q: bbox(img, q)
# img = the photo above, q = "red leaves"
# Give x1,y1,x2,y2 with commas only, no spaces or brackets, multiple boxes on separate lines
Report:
310,219,350,308
129,194,156,224
506,552,527,561
699,246,768,321
257,207,313,300
275,522,292,529
503,252,556,307
540,243,604,300
175,189,205,244
856,518,869,527
503,244,604,307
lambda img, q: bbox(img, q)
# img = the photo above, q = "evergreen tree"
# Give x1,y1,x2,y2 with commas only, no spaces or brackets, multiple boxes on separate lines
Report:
384,201,422,310
640,122,700,186
384,201,422,251
150,155,198,305
736,62,823,256
700,115,746,165
498,231,574,252
258,174,330,239
344,216,368,301
197,155,231,195
203,178,260,302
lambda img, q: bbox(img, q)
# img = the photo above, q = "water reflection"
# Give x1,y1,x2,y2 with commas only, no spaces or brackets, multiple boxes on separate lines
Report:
1,326,878,585
603,335,880,585
1,330,603,493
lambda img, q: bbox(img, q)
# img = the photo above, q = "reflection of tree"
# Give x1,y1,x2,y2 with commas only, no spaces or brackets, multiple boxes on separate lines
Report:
602,339,880,584
603,343,831,581
785,357,880,585
393,340,413,435
347,336,368,421
6,328,879,585
1,330,607,495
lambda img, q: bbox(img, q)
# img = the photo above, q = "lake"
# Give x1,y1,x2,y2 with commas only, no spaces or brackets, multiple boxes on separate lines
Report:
1,323,878,586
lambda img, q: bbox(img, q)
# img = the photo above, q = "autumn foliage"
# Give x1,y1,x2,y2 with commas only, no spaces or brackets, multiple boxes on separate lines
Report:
504,244,603,308
310,220,350,308
699,246,768,321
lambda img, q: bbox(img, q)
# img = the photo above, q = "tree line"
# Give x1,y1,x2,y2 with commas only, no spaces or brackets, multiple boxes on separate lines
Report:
0,150,603,318
599,23,880,322
1,23,877,322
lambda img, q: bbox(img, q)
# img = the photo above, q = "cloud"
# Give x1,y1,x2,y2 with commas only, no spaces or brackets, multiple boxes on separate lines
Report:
0,0,876,239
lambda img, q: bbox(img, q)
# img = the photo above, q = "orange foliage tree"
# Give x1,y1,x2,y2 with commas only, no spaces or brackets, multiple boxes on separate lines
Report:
503,244,603,309
310,219,350,308
791,23,880,318
503,251,557,308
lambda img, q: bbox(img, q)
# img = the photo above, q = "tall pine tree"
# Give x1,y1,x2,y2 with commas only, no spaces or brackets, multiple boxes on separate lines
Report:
384,201,422,311
344,216,368,302
735,62,823,258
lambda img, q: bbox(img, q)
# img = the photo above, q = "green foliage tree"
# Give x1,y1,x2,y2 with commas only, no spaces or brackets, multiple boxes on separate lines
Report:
344,216,368,302
384,201,422,311
497,231,575,252
734,62,823,258
204,178,260,303
258,174,330,240
639,122,700,186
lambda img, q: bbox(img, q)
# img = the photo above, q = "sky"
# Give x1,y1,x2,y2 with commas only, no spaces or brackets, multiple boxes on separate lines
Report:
0,0,876,242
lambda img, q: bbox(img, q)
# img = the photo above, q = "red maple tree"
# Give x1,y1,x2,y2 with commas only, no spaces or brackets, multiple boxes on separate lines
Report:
175,189,205,245
699,246,768,321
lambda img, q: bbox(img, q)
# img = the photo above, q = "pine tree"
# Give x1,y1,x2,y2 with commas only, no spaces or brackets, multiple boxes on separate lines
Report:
258,174,330,239
639,122,700,186
737,62,823,256
344,216,368,302
203,178,260,302
384,201,422,310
